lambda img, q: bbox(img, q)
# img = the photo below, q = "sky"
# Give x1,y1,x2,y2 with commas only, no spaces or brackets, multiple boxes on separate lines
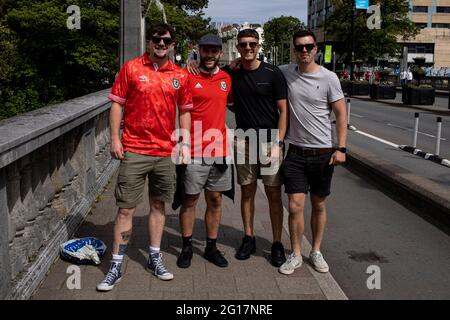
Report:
202,0,308,25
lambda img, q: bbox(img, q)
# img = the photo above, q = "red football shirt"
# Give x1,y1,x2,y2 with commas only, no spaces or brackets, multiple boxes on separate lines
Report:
109,53,193,157
189,69,232,158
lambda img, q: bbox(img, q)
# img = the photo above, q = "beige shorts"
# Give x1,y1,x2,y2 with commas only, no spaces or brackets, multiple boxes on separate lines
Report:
115,151,176,208
234,138,282,187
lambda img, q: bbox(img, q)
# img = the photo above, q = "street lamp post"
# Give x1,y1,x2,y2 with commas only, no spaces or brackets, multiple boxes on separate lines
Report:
350,3,356,80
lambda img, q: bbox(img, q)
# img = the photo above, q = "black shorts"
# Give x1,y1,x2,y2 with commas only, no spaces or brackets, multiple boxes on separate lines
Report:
282,148,335,197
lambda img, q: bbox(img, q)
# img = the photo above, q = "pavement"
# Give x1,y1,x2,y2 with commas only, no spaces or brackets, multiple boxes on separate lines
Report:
348,92,450,115
31,172,348,300
29,95,450,300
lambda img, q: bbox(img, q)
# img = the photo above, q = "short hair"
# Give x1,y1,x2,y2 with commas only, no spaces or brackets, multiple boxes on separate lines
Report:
237,28,260,42
146,22,175,40
292,30,317,44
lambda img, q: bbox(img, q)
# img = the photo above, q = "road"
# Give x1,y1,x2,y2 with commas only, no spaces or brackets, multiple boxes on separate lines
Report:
282,166,450,300
346,99,450,187
226,105,450,299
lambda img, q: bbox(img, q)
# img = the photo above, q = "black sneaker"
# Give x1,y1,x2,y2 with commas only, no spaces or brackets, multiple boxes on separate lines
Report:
235,236,256,260
204,248,228,267
271,241,286,267
177,246,193,268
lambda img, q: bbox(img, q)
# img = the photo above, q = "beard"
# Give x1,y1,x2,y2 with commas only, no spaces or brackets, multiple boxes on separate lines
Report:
152,45,169,59
200,58,219,71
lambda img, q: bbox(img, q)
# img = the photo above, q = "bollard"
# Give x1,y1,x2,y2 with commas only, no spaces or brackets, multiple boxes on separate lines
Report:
412,113,419,148
435,117,442,156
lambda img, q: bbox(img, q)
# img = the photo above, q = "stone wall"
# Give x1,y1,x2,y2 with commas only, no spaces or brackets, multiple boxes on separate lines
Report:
0,89,119,299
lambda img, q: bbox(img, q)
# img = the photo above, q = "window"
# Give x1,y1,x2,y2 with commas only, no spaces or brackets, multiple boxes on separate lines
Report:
415,23,428,29
412,6,428,13
406,43,434,54
436,6,450,13
432,23,450,28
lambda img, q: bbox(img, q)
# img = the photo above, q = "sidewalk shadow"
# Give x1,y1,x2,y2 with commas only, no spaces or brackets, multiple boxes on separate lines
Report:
74,213,276,274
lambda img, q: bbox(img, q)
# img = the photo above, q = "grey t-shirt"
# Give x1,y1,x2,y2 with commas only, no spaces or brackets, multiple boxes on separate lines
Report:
279,64,344,148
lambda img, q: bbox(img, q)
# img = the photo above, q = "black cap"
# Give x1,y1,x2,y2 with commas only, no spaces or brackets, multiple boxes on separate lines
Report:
198,34,222,48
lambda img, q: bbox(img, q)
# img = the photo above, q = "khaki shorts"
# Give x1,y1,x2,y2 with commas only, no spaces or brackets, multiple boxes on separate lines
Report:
184,161,232,195
115,151,176,208
234,138,282,187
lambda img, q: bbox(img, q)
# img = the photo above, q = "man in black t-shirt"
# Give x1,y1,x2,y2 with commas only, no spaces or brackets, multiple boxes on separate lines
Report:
226,29,288,267
187,29,289,267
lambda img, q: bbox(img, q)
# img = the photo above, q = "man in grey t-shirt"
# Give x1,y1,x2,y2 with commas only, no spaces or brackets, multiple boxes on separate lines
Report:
278,30,347,276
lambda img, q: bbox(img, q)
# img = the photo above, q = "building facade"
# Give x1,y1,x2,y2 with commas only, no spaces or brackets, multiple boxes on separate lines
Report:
308,0,450,70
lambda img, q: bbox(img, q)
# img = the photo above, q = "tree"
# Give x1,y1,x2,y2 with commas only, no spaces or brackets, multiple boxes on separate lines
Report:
1,0,120,117
0,0,213,119
325,0,418,65
262,16,306,65
146,0,214,63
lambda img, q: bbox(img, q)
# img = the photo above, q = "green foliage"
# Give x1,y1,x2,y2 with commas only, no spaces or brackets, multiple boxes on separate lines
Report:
262,16,306,65
146,1,214,63
326,0,418,64
0,0,120,119
0,0,211,119
163,0,208,12
413,57,426,65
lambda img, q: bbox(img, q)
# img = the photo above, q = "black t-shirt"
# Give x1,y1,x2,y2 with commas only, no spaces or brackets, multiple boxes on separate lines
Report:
223,62,288,132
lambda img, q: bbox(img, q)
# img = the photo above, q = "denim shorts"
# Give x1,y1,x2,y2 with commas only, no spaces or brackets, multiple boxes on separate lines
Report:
281,148,335,197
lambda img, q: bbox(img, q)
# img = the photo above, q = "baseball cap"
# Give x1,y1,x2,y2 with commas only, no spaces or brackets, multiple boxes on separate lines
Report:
198,34,222,48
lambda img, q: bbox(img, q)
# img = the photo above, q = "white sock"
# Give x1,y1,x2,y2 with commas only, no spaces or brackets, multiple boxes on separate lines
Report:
149,246,160,254
112,254,123,263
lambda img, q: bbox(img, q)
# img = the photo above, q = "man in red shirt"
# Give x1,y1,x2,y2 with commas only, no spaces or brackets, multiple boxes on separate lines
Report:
97,23,192,292
176,34,233,269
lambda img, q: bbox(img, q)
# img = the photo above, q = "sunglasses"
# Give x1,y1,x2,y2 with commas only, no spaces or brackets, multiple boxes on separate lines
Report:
295,43,316,52
238,42,258,49
151,36,174,45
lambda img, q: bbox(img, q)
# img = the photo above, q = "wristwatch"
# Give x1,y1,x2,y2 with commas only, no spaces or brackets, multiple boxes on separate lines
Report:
275,139,284,147
337,147,347,154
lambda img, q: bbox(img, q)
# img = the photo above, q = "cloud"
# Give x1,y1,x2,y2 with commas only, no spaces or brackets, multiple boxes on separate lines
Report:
203,0,308,24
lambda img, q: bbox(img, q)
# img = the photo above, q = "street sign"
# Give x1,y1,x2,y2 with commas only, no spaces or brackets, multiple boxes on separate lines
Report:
325,45,332,64
355,0,369,10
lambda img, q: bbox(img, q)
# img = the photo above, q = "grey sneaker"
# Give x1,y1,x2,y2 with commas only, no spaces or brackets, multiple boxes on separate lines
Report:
147,252,174,281
278,253,302,275
96,261,122,291
309,251,329,273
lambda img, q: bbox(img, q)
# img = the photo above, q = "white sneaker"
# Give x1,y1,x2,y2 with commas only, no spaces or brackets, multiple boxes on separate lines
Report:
309,251,329,273
278,253,302,275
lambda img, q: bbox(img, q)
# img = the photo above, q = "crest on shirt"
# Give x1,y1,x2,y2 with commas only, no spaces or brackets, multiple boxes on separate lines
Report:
172,78,181,90
220,81,227,91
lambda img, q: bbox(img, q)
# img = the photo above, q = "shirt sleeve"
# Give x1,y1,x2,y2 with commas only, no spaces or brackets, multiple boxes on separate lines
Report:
227,80,234,106
178,73,193,111
273,66,288,101
108,63,129,105
327,72,345,103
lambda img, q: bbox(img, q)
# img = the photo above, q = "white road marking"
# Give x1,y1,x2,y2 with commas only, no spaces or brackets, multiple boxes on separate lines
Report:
351,113,364,118
354,130,400,148
386,123,447,141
